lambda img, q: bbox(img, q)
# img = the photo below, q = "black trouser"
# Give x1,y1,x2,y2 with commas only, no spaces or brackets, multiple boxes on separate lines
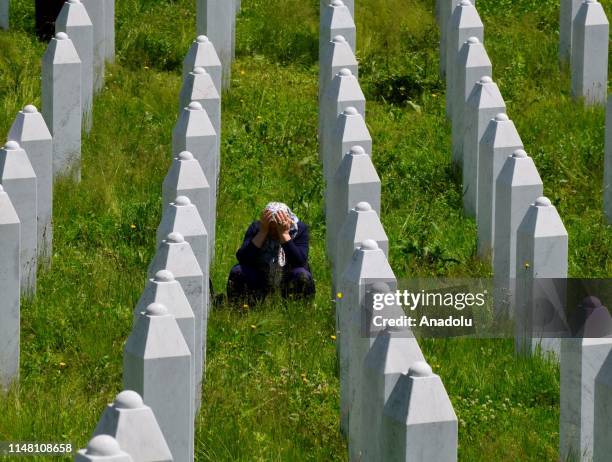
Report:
227,264,316,302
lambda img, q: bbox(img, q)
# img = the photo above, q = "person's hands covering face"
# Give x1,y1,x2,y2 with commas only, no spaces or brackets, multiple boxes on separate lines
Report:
259,209,274,235
275,211,293,242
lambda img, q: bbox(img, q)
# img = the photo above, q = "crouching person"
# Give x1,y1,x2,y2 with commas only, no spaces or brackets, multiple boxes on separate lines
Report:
227,202,315,302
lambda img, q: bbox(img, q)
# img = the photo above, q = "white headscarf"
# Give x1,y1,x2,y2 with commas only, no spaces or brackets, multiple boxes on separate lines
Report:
265,202,299,233
261,202,299,277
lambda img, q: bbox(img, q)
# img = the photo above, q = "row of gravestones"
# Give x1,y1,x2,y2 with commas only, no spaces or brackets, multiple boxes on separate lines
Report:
0,0,114,100
0,2,237,460
0,0,114,391
73,30,229,462
439,1,612,461
0,0,234,89
319,2,459,461
439,0,609,107
0,0,115,60
196,0,242,90
439,0,569,350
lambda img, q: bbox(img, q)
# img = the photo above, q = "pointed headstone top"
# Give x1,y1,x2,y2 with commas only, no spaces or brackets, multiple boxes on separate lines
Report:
113,390,145,409
361,239,379,250
154,269,174,282
409,361,434,377
535,196,552,207
86,435,122,456
355,201,372,211
349,145,366,155
145,303,168,316
174,196,191,206
166,232,184,243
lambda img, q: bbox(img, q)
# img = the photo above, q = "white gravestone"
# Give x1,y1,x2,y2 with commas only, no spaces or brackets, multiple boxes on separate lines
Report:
594,350,612,461
147,232,205,407
42,32,82,180
179,67,221,146
319,68,365,162
81,0,105,92
196,0,233,89
320,1,356,64
93,390,173,462
324,107,372,182
360,327,425,461
561,311,612,462
135,270,196,415
124,303,193,462
173,102,217,255
439,0,476,78
515,197,568,356
8,105,53,264
462,76,505,218
321,0,354,18
493,150,543,318
334,201,388,291
162,151,212,256
319,35,358,102
348,283,398,461
452,37,491,168
327,146,381,261
156,196,209,285
56,0,94,133
571,0,609,106
445,0,483,119
135,271,196,358
0,185,20,390
337,240,396,435
382,361,458,462
157,200,210,380
182,35,223,94
477,113,523,259
179,66,221,191
0,141,37,296
559,0,588,63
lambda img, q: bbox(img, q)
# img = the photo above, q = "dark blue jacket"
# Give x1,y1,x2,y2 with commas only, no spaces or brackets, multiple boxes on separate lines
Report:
236,221,310,270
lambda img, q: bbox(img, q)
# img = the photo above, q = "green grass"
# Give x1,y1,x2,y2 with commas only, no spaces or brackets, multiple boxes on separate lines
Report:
0,0,611,460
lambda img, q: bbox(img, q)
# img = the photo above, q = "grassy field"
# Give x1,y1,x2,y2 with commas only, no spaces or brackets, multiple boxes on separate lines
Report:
0,0,611,460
